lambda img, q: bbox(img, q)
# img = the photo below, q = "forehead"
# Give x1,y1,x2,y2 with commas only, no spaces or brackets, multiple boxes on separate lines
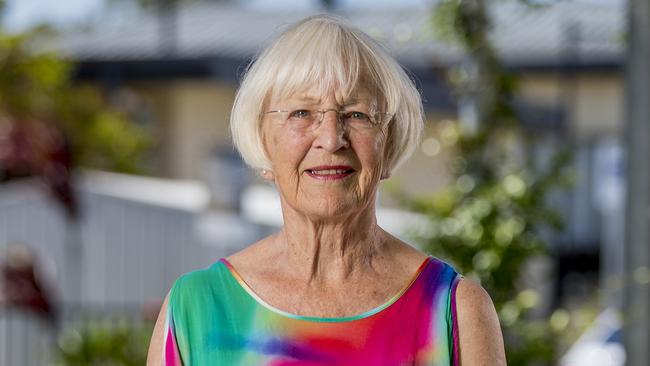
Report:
268,85,378,106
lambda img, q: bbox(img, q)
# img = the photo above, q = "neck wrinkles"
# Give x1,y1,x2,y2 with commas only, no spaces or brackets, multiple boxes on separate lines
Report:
277,201,386,285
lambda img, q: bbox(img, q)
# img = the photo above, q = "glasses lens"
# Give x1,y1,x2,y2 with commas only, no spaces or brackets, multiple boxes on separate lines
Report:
286,109,317,130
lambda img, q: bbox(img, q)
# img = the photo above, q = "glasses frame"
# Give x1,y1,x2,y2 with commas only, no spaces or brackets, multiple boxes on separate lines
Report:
262,108,392,130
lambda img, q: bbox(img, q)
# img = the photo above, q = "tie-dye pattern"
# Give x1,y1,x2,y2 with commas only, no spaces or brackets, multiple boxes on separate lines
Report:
165,256,462,365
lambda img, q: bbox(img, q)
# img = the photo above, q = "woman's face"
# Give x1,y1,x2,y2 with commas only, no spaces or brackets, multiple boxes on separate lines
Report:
261,86,388,221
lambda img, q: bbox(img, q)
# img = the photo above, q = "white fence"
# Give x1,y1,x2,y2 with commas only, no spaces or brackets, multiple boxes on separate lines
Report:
1,171,264,306
0,171,263,365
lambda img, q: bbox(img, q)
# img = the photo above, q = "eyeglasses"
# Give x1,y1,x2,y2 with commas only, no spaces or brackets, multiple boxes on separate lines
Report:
262,108,392,132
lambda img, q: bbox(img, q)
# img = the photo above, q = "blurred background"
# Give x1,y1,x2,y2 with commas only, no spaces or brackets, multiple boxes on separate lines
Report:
0,0,646,365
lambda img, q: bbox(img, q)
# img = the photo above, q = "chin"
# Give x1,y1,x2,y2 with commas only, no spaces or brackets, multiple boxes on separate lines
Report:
299,198,371,222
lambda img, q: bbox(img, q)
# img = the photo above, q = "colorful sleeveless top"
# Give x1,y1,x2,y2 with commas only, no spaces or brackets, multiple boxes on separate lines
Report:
163,256,462,365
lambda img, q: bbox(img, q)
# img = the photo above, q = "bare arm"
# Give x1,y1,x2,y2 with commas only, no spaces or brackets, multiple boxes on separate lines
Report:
455,278,507,365
147,292,172,366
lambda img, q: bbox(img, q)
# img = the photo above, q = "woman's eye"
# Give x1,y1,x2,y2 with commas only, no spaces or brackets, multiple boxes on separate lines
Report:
289,110,311,119
344,111,369,120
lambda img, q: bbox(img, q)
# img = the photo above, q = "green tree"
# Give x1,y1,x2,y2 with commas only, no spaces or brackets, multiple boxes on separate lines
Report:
0,24,152,213
395,1,573,364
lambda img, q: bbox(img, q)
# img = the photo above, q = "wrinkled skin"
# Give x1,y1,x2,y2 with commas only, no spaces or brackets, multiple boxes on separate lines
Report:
261,87,388,225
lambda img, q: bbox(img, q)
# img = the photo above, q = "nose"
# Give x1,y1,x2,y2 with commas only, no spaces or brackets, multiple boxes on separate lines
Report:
313,110,350,152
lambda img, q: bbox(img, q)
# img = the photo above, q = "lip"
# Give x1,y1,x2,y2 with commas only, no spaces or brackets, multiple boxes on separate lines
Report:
304,165,356,181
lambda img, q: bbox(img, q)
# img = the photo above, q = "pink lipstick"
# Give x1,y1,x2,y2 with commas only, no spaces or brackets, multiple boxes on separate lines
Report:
305,165,356,181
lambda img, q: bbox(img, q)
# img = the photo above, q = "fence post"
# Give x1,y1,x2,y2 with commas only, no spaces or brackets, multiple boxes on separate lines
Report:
623,0,650,364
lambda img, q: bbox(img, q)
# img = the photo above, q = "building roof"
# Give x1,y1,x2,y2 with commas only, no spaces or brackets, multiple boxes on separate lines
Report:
56,1,624,69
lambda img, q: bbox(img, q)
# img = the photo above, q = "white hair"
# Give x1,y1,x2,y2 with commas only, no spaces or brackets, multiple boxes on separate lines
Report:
230,14,424,175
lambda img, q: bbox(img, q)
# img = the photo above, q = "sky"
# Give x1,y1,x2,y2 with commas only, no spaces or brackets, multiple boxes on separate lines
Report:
2,0,624,32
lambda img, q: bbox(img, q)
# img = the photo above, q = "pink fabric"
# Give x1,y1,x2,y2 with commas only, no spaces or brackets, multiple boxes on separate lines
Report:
165,323,181,365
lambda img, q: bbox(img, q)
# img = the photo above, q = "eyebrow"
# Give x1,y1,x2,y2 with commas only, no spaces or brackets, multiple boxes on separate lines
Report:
293,96,362,107
296,96,320,102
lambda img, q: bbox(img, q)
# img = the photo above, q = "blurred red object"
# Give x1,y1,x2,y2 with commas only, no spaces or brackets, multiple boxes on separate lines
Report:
0,118,33,180
0,245,56,321
0,118,77,218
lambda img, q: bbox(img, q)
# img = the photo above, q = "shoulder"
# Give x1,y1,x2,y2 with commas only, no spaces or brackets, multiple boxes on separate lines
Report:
149,267,220,366
173,262,222,289
420,255,461,290
455,278,492,307
146,292,171,366
225,234,278,272
168,261,228,308
427,255,459,274
454,278,507,365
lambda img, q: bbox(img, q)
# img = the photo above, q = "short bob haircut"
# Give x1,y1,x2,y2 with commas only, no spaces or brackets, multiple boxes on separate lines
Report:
230,15,424,175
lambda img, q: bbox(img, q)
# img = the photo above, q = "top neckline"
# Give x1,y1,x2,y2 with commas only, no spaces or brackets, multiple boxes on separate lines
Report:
219,256,433,323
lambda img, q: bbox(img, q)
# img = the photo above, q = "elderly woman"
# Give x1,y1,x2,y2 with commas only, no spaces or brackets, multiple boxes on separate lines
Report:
148,15,505,365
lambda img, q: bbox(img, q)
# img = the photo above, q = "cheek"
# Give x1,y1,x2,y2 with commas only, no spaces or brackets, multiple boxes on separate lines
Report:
265,128,297,160
362,134,387,168
266,130,311,177
353,135,386,185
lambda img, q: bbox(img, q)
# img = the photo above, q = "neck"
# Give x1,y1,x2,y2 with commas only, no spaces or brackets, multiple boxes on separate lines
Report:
274,201,388,285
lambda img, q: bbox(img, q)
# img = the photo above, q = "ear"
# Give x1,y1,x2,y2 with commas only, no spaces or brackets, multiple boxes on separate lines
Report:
260,169,275,181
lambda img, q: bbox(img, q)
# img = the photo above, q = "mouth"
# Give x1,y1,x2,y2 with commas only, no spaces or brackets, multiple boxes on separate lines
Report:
305,165,356,181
